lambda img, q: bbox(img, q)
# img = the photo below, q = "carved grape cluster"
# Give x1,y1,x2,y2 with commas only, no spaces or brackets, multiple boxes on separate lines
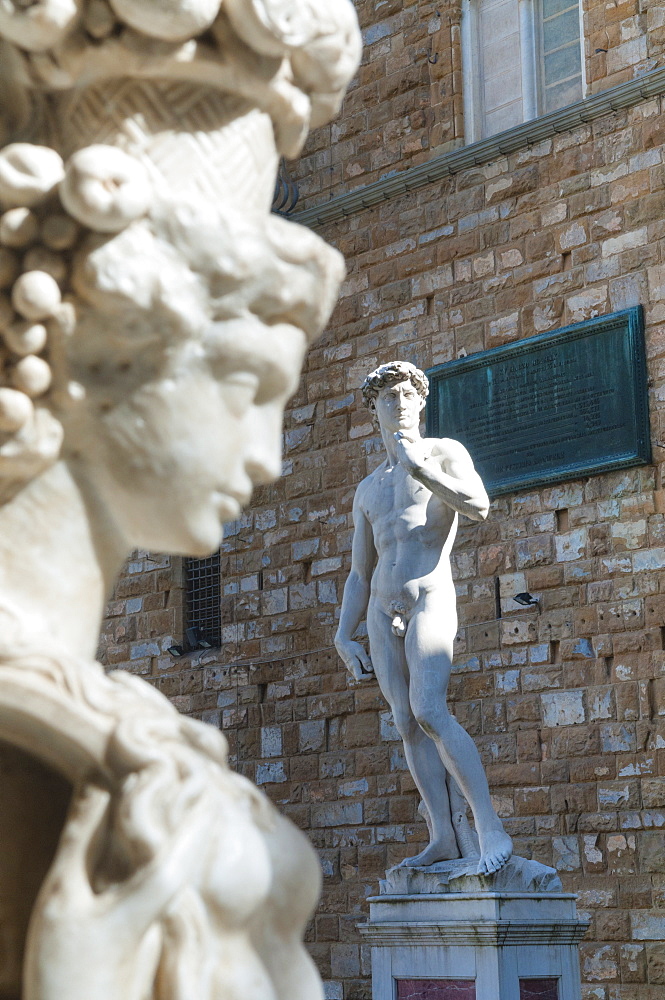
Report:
0,141,151,436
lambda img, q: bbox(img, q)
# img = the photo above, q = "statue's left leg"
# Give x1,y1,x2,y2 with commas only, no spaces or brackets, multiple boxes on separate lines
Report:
367,603,459,867
405,596,513,875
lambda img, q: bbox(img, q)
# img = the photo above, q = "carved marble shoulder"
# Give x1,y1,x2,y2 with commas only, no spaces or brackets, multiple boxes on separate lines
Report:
426,436,474,462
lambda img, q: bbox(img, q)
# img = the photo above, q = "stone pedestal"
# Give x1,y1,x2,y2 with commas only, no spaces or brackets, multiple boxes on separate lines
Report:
358,857,589,1000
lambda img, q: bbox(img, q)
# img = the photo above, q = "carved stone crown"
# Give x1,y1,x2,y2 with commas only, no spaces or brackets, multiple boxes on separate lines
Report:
0,0,361,159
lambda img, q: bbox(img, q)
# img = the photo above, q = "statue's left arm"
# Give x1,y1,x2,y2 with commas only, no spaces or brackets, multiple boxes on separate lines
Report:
394,434,489,522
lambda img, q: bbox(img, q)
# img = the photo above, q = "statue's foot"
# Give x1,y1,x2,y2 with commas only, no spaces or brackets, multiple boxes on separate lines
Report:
477,828,513,875
399,836,460,868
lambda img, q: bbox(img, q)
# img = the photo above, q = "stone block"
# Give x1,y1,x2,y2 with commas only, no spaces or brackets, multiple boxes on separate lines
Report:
638,832,665,874
330,944,360,978
647,944,665,984
260,726,283,758
620,943,647,983
312,802,363,828
633,911,665,941
542,690,585,727
599,723,637,753
500,618,538,645
344,713,379,749
514,786,550,816
261,588,288,616
580,944,619,982
299,719,326,752
379,710,400,742
255,761,287,785
555,529,587,563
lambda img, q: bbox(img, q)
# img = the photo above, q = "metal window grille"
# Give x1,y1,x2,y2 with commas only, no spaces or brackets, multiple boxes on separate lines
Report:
185,553,221,648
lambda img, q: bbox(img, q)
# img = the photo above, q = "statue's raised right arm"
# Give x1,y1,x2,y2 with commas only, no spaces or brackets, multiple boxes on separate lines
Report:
393,433,489,522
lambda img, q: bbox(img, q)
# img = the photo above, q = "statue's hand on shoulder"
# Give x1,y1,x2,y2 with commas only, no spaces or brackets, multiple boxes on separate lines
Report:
334,636,374,683
394,431,428,474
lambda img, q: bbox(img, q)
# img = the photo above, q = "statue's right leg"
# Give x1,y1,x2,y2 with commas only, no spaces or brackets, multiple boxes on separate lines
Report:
366,604,459,866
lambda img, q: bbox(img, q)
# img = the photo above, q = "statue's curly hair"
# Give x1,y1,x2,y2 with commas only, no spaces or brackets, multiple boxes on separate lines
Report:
361,361,429,408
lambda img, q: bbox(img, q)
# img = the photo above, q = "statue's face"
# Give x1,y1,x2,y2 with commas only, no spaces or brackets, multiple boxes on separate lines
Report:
62,199,312,556
72,322,304,556
374,379,425,436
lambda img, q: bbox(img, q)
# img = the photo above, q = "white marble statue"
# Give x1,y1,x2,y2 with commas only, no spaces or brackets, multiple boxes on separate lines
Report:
335,361,513,875
0,2,360,998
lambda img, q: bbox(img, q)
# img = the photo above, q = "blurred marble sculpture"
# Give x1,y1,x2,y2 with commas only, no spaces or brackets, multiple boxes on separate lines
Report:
0,2,360,998
335,362,513,875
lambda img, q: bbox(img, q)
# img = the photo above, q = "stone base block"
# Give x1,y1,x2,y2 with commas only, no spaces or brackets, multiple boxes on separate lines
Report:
359,857,589,1000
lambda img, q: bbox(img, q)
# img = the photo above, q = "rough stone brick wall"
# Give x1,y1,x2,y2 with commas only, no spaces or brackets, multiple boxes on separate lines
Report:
216,96,665,996
99,553,190,707
97,9,665,1000
105,90,665,998
294,0,665,211
290,100,665,1000
293,0,455,205
584,0,661,93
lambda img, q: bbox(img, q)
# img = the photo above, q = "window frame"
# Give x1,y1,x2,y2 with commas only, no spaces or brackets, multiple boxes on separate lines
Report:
461,0,586,143
535,0,586,117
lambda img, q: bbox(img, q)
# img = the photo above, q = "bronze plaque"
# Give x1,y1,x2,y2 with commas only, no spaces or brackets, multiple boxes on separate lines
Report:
426,308,650,497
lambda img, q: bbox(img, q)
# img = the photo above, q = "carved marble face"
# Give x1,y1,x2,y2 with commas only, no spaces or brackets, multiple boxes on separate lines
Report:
69,320,304,555
60,195,326,555
373,379,426,437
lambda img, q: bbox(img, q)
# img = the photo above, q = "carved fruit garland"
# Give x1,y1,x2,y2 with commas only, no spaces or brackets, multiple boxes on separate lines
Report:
0,142,151,439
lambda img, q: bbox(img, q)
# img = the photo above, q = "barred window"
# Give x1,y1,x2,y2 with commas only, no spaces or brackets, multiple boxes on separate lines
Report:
185,552,221,648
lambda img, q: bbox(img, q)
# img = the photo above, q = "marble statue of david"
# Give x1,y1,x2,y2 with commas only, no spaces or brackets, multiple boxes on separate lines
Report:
335,361,513,875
